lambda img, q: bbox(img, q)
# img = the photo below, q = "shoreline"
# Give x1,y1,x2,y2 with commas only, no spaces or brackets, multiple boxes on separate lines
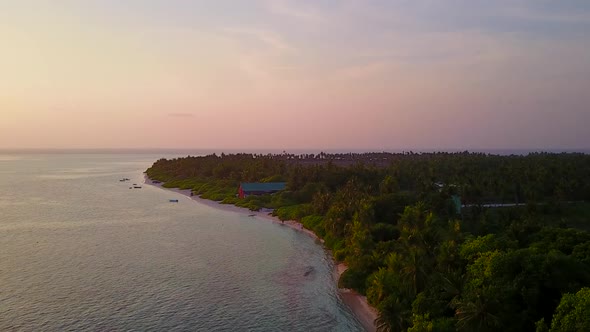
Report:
144,175,377,332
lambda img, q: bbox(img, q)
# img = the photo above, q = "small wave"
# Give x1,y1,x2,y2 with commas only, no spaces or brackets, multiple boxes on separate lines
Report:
0,155,23,161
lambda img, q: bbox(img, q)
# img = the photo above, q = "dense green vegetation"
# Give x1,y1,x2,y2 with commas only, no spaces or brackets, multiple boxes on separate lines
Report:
146,152,590,331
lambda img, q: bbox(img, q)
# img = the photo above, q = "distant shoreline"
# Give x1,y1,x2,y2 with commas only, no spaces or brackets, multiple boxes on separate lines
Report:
144,175,377,332
2,148,589,156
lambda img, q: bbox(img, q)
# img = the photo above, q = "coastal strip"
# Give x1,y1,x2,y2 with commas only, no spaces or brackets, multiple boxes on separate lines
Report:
144,175,377,332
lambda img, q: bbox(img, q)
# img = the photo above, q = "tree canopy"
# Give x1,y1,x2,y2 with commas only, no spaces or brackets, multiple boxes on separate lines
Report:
146,152,590,331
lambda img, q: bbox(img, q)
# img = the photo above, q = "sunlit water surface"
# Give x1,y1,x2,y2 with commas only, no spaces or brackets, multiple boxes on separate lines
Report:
0,154,363,331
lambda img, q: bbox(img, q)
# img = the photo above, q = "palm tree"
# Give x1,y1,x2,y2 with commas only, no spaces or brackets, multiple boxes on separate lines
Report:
375,297,410,332
399,247,428,296
367,268,394,305
436,270,463,301
455,295,500,332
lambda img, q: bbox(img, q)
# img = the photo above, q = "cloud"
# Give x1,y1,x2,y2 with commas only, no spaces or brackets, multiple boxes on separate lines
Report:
265,0,323,22
168,112,194,117
217,26,301,88
220,27,295,52
502,4,590,24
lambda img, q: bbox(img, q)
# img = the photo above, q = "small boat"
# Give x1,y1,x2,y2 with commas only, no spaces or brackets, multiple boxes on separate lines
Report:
169,199,179,203
248,214,256,217
133,186,142,189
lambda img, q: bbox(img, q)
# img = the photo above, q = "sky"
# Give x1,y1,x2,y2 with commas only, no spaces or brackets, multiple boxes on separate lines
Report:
1,0,590,150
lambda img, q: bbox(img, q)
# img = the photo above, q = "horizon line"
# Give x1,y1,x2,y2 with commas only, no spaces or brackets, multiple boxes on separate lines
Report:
1,147,589,153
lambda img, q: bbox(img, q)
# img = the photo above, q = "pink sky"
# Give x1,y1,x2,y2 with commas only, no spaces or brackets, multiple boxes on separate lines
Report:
1,1,590,150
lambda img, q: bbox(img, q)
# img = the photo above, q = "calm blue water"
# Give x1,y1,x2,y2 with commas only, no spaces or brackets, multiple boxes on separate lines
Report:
0,154,363,331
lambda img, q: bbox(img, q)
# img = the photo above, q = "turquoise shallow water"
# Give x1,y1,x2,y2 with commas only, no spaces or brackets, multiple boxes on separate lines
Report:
0,153,363,331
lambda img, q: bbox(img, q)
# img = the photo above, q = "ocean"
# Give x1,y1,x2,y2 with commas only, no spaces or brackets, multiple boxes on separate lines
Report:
0,153,363,331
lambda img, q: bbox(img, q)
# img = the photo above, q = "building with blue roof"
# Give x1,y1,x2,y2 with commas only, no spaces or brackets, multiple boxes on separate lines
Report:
238,182,286,198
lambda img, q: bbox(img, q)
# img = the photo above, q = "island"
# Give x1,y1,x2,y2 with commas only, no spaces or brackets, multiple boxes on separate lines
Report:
146,152,590,332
